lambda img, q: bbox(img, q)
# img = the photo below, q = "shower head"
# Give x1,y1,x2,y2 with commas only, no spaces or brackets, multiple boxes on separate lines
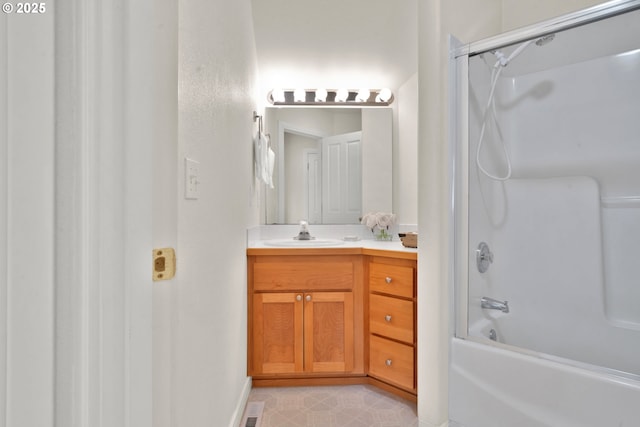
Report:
493,33,556,68
535,34,555,47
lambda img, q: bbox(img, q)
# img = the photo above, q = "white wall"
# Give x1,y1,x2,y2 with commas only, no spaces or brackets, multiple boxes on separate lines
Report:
284,133,318,223
418,1,502,425
0,10,54,427
396,73,419,225
362,109,393,215
251,0,418,96
173,0,260,425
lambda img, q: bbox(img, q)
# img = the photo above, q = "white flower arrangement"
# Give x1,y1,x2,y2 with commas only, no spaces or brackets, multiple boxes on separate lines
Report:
361,212,397,241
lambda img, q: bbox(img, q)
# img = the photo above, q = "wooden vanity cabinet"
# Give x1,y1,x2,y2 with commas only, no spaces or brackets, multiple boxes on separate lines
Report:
248,252,364,379
247,248,417,399
366,255,417,395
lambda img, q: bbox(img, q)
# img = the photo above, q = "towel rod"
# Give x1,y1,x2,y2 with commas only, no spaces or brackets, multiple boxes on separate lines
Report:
253,111,264,133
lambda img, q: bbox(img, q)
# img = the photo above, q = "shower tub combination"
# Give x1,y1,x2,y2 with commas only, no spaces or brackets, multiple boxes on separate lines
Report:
450,1,640,426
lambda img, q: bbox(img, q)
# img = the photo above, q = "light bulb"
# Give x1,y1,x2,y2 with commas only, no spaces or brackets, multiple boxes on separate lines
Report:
356,89,370,102
375,88,392,103
294,88,306,102
315,88,327,102
270,88,285,103
335,88,349,102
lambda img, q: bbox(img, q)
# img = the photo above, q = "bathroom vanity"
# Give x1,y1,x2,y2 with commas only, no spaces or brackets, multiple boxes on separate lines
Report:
247,244,417,400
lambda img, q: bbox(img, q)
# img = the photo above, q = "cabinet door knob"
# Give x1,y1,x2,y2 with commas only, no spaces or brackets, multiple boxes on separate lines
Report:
296,294,302,301
385,359,393,367
385,277,392,284
385,315,392,322
305,295,312,302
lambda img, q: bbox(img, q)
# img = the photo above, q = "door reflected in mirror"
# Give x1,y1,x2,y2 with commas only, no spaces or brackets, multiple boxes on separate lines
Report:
264,107,392,225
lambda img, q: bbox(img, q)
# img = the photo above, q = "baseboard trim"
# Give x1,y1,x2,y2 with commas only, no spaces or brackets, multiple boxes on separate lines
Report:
366,377,417,403
228,376,253,427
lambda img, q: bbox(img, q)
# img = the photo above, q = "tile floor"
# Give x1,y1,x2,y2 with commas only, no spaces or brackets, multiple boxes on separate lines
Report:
246,384,418,427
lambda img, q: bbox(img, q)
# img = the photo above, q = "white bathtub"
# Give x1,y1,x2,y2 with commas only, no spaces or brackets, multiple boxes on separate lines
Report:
449,337,640,427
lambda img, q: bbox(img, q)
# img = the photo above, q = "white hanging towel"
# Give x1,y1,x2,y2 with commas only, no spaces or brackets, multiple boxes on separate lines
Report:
254,130,262,182
254,131,272,186
259,132,269,185
266,144,275,189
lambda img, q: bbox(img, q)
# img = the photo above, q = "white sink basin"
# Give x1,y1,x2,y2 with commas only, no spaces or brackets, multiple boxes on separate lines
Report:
263,238,345,247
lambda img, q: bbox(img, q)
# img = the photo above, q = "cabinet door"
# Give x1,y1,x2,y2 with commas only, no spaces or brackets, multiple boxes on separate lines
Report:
252,293,303,374
304,292,354,373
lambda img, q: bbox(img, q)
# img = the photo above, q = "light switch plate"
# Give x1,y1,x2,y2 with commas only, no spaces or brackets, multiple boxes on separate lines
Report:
185,157,200,199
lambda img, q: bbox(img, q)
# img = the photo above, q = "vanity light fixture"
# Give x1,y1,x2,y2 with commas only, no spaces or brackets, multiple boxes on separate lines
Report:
267,88,394,106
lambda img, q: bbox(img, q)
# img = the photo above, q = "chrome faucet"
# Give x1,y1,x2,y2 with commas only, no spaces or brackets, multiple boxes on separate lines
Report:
481,296,509,313
296,220,313,240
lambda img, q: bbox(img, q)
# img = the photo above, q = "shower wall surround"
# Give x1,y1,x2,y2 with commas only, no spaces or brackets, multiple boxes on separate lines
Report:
451,3,640,426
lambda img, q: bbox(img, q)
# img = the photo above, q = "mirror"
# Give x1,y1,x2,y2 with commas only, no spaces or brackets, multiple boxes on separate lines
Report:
264,107,392,224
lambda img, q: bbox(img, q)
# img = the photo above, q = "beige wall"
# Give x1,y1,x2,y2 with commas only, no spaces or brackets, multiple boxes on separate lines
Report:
416,1,610,426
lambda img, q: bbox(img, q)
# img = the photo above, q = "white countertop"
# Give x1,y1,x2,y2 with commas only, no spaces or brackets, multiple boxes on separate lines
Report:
246,224,418,254
247,237,417,253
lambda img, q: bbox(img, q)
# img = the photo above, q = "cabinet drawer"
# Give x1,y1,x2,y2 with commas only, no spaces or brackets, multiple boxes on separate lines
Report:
369,263,414,298
369,294,414,344
369,335,414,391
253,259,354,291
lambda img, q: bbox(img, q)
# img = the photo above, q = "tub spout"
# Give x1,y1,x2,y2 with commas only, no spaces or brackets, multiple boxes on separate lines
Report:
481,296,509,313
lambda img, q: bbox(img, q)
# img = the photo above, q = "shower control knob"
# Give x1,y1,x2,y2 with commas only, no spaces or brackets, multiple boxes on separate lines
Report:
476,242,494,273
385,277,392,284
385,315,392,322
385,359,392,367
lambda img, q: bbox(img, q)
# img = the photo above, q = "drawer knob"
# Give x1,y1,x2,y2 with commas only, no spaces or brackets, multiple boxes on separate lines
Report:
306,295,312,302
385,359,393,367
385,315,392,322
296,294,302,301
385,277,392,284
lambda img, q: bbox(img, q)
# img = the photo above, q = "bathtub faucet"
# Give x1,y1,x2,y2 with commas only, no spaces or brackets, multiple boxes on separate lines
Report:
481,296,509,313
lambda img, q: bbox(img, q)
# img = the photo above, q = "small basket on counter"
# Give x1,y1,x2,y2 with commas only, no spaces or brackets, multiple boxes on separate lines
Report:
398,232,418,248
